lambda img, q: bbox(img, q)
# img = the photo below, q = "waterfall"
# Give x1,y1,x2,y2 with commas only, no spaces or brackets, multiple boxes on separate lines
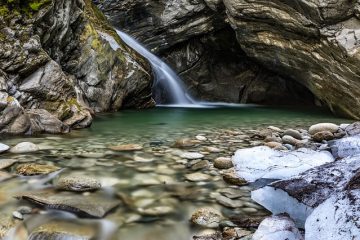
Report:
116,30,195,105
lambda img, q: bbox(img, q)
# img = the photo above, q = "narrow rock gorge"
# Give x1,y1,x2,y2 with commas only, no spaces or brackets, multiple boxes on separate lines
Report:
97,0,360,118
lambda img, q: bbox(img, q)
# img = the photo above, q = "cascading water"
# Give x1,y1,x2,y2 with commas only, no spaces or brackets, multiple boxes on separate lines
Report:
116,30,195,105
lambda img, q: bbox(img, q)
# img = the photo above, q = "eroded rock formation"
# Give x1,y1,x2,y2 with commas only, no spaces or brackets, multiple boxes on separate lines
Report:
0,0,154,134
97,0,360,118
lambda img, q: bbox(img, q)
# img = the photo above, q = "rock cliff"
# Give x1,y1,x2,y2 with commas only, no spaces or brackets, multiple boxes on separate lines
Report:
97,0,360,118
0,0,154,134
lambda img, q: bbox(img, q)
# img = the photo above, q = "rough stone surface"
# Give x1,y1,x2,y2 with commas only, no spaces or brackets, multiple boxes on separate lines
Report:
56,175,101,192
0,0,154,135
16,164,60,176
0,143,10,153
190,208,223,228
16,190,120,218
96,0,315,107
305,190,360,240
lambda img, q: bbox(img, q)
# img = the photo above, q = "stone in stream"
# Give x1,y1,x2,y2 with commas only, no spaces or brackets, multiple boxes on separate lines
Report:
305,190,360,240
252,155,360,227
0,143,10,153
173,138,200,148
312,130,334,142
108,144,143,151
330,135,360,158
213,157,233,169
216,195,243,208
190,208,223,228
222,169,248,186
10,142,39,154
185,172,211,182
180,152,204,160
253,214,304,240
28,220,98,240
204,146,221,153
16,190,120,218
0,171,14,182
232,146,334,182
16,163,60,176
308,123,339,135
55,175,102,192
0,159,17,170
138,206,175,216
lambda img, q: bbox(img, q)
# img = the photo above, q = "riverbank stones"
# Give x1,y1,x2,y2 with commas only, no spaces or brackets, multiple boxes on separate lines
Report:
309,123,339,135
108,144,143,151
214,157,233,169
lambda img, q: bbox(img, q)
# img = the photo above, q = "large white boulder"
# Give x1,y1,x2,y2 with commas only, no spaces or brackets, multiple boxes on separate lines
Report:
330,135,360,158
305,190,360,240
232,146,334,182
252,155,360,227
253,214,304,240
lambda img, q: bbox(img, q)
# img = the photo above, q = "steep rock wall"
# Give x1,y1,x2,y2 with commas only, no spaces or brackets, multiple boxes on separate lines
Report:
97,0,360,118
0,0,154,134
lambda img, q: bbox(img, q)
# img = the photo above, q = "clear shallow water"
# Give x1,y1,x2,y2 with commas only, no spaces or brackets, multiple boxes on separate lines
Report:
0,106,350,239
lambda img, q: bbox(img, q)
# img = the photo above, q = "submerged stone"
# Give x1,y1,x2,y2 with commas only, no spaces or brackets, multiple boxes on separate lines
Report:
10,142,39,154
0,171,14,182
213,157,233,169
0,159,17,170
0,143,10,153
56,175,101,192
232,146,334,182
108,144,143,151
16,164,60,176
185,172,210,182
16,190,120,218
180,152,204,160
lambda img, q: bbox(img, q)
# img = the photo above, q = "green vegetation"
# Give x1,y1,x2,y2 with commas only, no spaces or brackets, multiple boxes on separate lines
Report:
0,0,51,18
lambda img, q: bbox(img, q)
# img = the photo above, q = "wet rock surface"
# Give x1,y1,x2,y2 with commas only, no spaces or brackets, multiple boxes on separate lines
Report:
16,164,60,176
16,190,121,218
190,208,223,228
56,176,102,192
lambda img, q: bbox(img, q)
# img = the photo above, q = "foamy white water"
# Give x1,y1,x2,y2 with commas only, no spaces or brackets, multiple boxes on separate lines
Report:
116,30,194,105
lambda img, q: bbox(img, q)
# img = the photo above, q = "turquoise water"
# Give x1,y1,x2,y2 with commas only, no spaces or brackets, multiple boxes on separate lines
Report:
0,106,350,239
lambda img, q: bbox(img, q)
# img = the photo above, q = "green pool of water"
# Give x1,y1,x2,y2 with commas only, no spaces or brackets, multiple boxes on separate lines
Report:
0,106,350,239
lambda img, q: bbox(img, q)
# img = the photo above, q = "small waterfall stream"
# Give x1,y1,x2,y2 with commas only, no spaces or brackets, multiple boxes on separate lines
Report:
116,30,195,105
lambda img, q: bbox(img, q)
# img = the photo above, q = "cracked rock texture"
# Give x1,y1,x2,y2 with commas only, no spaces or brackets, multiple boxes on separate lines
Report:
0,0,154,134
97,0,360,118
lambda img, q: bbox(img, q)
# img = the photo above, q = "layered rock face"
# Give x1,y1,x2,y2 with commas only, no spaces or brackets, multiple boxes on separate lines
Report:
224,0,360,118
97,0,360,118
0,0,154,134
